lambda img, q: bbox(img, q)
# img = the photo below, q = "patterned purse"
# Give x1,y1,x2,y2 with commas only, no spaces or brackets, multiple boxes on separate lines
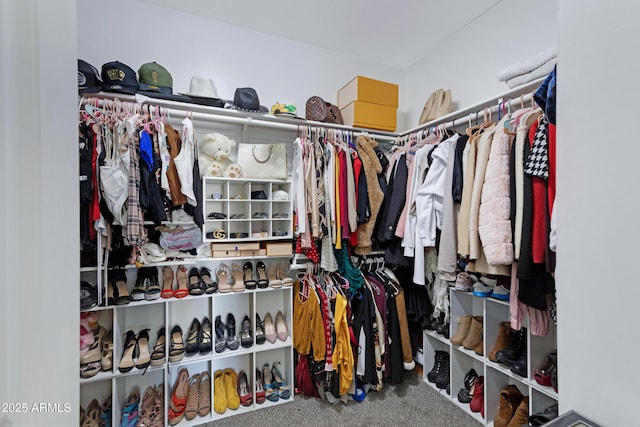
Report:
305,96,344,124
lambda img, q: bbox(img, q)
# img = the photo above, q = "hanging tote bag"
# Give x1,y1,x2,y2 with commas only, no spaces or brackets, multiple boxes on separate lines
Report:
237,143,288,179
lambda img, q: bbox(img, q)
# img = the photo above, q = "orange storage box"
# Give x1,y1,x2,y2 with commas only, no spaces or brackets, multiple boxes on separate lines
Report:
338,76,399,109
340,101,397,132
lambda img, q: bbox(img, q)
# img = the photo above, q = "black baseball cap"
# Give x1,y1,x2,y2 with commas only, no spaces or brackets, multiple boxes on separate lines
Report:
78,59,102,94
101,61,139,95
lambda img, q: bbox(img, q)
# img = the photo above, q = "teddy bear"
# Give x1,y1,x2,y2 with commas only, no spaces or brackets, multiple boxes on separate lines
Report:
198,132,244,178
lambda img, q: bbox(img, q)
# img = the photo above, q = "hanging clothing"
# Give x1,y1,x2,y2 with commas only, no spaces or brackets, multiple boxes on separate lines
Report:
164,123,188,207
293,279,326,362
173,118,197,206
354,135,384,255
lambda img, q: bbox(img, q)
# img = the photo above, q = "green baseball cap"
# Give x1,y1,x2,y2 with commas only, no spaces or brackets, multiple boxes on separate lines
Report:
138,62,173,94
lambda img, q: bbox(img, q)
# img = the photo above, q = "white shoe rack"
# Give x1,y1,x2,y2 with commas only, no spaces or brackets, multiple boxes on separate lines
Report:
422,288,558,425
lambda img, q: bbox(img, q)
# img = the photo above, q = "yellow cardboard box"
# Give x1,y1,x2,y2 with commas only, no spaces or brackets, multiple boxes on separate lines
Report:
338,75,399,109
340,101,397,132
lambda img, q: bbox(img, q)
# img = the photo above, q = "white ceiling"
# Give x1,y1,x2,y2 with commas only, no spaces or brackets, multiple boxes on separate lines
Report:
138,0,503,68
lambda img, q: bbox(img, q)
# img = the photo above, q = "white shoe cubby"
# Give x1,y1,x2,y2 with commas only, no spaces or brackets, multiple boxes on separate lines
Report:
79,256,294,426
422,288,558,426
203,177,292,242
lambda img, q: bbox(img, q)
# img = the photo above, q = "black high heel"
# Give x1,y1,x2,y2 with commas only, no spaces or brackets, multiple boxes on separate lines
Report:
169,325,185,362
255,313,266,345
118,330,137,373
188,268,204,296
200,267,217,294
256,261,269,289
199,317,212,354
150,327,166,366
240,315,253,348
214,315,226,353
185,318,201,355
226,313,240,351
243,262,257,290
135,329,151,369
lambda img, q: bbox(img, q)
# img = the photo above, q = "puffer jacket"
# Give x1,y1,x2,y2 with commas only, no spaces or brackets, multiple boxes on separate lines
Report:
478,118,514,265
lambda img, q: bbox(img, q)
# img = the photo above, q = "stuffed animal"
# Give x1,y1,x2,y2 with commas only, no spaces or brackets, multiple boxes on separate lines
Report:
198,133,243,178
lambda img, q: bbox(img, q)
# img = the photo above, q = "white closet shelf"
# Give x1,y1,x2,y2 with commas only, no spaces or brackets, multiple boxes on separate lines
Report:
453,345,485,364
212,339,293,361
122,259,198,269
82,92,398,141
486,360,530,383
528,380,558,399
168,353,212,368
79,370,114,385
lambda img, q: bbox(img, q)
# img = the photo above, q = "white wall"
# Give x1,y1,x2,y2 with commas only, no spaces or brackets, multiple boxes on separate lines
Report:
77,0,405,129
403,0,558,126
0,1,78,426
557,1,640,424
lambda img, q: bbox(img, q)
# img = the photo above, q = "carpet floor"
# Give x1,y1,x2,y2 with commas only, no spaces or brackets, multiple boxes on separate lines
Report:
199,370,482,427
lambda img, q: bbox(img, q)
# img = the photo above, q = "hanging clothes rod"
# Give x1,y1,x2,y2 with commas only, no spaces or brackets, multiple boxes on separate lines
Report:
399,77,546,137
79,93,398,142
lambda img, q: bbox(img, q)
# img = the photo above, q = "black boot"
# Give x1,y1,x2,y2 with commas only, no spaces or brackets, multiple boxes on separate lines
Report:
435,358,450,392
510,339,528,377
427,351,449,383
496,327,527,366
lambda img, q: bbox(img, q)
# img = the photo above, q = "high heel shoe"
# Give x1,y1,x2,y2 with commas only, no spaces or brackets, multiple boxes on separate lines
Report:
161,266,175,299
243,262,257,290
168,368,189,426
277,261,293,286
267,264,282,288
275,311,288,342
200,267,217,294
109,269,131,305
240,315,253,348
185,318,201,355
135,329,151,370
230,264,246,292
216,263,232,293
121,388,140,427
188,267,204,296
255,261,269,288
199,316,212,354
150,327,166,366
255,313,266,345
101,329,113,371
214,315,226,353
174,265,189,299
185,373,201,421
198,371,211,416
118,330,137,373
145,267,161,301
226,313,240,350
271,361,290,400
132,268,149,301
237,370,253,407
255,368,266,404
262,363,279,402
80,326,105,378
169,325,185,362
263,312,277,344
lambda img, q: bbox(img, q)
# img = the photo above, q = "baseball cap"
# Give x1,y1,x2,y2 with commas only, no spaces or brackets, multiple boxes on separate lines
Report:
78,59,102,94
101,61,139,95
138,62,173,94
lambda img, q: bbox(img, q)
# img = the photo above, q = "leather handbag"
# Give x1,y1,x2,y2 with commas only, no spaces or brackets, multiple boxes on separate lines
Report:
237,143,288,179
419,88,453,125
305,96,344,124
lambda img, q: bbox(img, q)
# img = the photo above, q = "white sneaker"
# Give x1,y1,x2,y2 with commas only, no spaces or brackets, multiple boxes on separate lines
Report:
455,272,473,292
491,285,510,301
472,276,495,298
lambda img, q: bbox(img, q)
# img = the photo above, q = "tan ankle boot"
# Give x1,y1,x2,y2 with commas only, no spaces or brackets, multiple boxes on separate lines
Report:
463,316,483,350
489,321,513,362
506,396,529,427
494,385,524,427
450,315,472,346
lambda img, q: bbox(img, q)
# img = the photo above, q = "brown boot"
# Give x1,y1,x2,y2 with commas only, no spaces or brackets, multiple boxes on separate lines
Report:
489,321,513,362
506,396,529,427
474,335,484,356
450,315,472,346
494,385,523,427
463,316,483,350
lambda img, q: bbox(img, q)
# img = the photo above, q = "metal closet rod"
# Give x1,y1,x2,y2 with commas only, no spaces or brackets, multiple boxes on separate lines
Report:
80,93,398,141
398,76,545,137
